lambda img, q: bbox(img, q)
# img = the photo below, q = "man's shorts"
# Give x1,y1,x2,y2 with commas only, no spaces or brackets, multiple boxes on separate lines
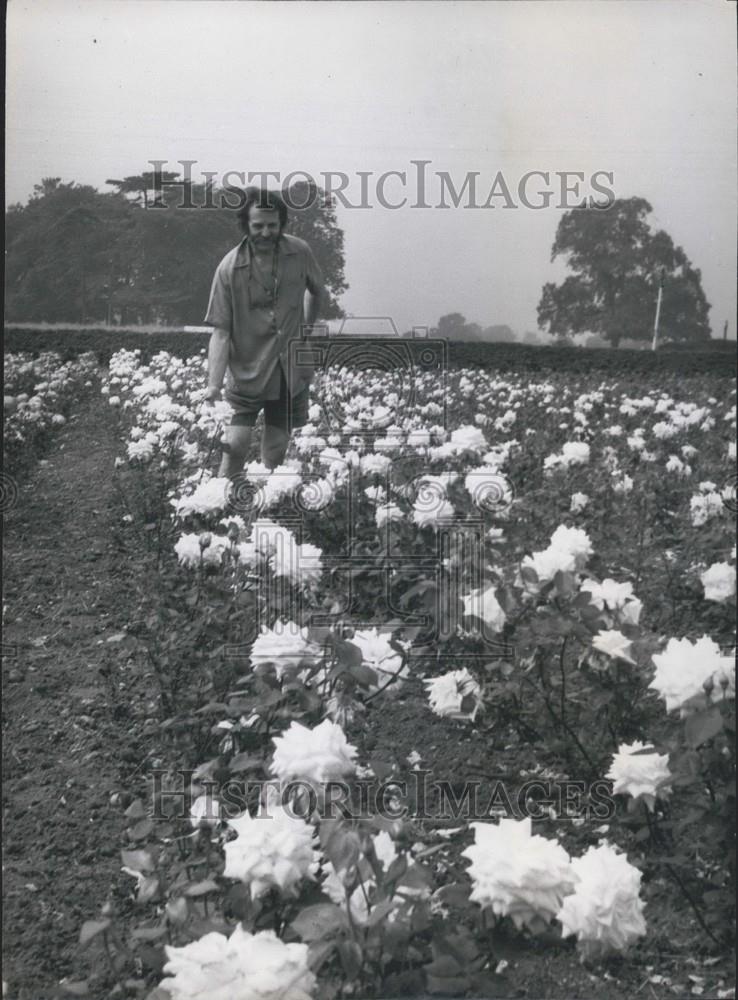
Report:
226,369,310,432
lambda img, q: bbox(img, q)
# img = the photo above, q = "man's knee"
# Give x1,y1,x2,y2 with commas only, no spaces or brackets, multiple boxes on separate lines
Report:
222,426,253,461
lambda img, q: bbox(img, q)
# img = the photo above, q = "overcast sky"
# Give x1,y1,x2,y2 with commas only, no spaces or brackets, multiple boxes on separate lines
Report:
6,0,736,337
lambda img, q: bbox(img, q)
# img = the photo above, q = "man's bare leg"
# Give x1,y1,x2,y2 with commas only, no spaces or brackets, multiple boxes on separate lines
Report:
262,424,290,470
219,424,254,478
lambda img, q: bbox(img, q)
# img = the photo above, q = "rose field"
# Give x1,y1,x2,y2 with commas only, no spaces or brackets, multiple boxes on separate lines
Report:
2,345,736,1000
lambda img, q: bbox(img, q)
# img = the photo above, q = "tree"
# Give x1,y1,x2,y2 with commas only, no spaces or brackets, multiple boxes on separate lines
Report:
5,173,349,325
537,197,711,348
281,181,348,319
432,313,481,341
5,181,134,322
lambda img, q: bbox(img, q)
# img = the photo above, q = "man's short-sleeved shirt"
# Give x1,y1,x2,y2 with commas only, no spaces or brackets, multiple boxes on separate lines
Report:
204,233,324,401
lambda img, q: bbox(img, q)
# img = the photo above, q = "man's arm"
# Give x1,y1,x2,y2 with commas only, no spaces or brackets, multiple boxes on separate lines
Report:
304,286,325,328
203,259,233,400
206,327,230,401
303,245,327,333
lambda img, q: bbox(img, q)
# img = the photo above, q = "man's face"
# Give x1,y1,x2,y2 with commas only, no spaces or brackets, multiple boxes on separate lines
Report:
248,207,281,248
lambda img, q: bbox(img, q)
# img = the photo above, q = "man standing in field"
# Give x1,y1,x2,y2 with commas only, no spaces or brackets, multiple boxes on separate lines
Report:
203,188,326,476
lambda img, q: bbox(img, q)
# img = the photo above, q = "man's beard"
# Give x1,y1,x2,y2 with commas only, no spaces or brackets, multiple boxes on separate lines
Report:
253,233,279,248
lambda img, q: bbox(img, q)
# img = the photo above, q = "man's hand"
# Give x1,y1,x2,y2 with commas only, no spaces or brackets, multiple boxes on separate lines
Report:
204,386,222,403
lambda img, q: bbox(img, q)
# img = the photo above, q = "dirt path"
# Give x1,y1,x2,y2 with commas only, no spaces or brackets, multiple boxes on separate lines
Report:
2,390,148,999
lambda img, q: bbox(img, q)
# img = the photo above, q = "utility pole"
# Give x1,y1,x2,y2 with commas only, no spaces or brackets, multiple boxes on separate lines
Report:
651,268,665,351
723,320,728,341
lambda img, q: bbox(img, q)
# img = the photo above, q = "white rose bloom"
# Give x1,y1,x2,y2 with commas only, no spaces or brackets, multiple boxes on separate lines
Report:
223,805,319,899
159,926,316,1000
649,634,735,715
461,586,507,633
270,719,358,784
520,547,573,588
376,503,404,529
580,578,643,625
425,668,482,721
549,525,593,569
287,542,324,588
700,562,736,603
519,526,593,591
360,453,392,476
412,499,455,528
244,461,274,483
174,533,202,567
250,623,320,678
612,474,634,495
236,542,258,566
190,793,221,828
690,490,725,527
449,424,487,453
127,439,155,462
463,817,576,931
605,741,671,811
173,477,231,517
570,492,589,513
364,484,387,504
174,533,229,568
665,455,691,477
348,628,410,692
297,477,335,512
557,842,646,959
258,465,303,508
544,441,590,472
406,428,432,448
653,420,679,440
592,629,636,666
464,468,513,512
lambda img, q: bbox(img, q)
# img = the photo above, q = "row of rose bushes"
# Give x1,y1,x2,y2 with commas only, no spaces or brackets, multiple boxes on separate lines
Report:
3,351,100,476
5,325,736,375
73,349,735,999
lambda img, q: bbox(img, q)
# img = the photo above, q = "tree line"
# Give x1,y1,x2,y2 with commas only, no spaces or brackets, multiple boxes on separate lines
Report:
5,175,348,326
5,175,712,346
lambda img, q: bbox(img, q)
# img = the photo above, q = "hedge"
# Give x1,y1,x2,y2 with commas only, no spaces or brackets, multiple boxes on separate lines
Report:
4,325,736,377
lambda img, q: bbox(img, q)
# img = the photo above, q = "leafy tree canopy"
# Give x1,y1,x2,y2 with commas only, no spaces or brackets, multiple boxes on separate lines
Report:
5,173,348,325
537,197,711,347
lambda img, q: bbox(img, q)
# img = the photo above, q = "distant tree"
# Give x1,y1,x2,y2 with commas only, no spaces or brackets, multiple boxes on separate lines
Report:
522,330,543,346
106,172,182,208
432,313,481,340
583,334,609,349
537,197,711,348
